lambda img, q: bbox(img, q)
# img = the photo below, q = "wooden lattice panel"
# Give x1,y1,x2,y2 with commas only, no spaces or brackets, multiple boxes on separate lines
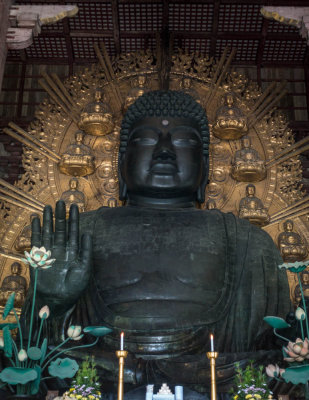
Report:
25,36,68,59
218,4,263,32
68,2,113,31
119,3,163,32
71,37,116,59
169,3,214,32
180,38,211,56
263,40,308,62
216,39,259,62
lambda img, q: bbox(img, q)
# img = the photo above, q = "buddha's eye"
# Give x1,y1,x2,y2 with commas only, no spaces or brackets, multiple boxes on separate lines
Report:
172,138,200,147
131,137,158,145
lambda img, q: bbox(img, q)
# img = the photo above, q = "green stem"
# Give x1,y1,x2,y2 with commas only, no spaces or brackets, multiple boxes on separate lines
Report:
42,337,99,372
11,338,19,367
12,308,23,351
35,317,45,347
274,328,289,342
300,318,305,341
41,336,71,366
305,382,309,400
27,268,38,352
297,272,309,338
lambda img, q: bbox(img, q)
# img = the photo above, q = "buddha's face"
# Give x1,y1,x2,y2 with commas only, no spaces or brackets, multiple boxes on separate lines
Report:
75,132,84,142
284,220,293,232
246,185,255,196
11,263,21,275
121,116,205,199
242,137,250,148
70,179,78,190
302,273,309,285
182,78,192,89
137,75,146,86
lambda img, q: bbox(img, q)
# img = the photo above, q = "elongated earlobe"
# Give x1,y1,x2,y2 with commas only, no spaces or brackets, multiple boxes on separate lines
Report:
196,158,208,204
118,154,128,201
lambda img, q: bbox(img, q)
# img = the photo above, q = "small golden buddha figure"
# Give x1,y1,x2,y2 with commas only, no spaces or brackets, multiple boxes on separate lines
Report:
124,75,149,111
239,184,270,227
60,178,86,216
206,199,217,210
213,92,248,140
231,136,266,182
58,131,95,177
0,262,27,309
15,213,39,252
180,77,201,104
79,89,114,136
294,271,309,306
278,219,307,262
108,198,118,208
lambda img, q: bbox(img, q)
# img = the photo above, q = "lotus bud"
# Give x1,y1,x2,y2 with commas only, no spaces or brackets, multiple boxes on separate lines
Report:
39,305,50,319
67,325,83,340
265,364,280,378
18,349,27,362
0,337,4,348
295,307,306,321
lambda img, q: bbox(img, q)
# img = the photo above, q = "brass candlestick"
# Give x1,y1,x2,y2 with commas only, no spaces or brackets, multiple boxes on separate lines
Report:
116,350,128,400
207,351,218,400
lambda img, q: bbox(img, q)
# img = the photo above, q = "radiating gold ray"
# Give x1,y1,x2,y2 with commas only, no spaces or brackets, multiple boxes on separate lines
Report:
4,125,60,163
271,196,309,219
0,178,44,208
267,143,309,169
0,250,24,262
266,136,309,167
51,73,76,107
0,193,43,214
267,208,309,228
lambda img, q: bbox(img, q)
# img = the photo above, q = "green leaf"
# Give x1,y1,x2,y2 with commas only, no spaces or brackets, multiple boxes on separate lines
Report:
40,338,47,364
263,316,290,329
28,347,42,361
3,326,12,358
0,367,37,385
281,365,309,384
0,323,18,330
48,357,79,379
83,326,113,337
2,292,15,319
30,364,41,395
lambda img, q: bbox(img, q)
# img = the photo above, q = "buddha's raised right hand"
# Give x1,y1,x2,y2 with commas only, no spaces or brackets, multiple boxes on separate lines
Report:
31,200,92,316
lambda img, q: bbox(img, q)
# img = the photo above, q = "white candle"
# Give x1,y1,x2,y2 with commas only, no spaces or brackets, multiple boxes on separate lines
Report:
120,331,124,350
210,334,214,352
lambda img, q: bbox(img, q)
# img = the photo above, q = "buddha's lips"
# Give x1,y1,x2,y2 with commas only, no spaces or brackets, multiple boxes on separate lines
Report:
150,160,178,174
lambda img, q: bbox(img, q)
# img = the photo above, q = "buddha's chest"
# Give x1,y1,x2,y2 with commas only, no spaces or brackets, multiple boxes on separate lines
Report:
91,209,228,293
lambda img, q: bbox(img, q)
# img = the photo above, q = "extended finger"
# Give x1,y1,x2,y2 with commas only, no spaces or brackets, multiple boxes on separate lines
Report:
79,233,92,267
68,204,79,250
54,200,66,247
42,205,53,250
31,216,41,248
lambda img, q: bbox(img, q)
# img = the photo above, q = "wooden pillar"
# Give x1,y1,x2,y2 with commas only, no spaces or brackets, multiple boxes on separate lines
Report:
0,0,12,92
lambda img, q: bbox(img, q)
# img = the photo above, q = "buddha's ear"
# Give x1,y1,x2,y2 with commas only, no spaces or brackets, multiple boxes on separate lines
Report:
196,156,209,204
118,153,127,201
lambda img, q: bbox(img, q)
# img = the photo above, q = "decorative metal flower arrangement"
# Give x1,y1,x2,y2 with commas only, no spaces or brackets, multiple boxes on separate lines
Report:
264,261,309,396
0,246,112,397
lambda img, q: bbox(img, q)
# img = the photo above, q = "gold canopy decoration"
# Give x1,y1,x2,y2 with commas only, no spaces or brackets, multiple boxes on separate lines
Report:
0,46,308,308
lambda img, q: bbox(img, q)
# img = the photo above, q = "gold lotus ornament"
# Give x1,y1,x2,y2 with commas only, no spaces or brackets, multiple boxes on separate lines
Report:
79,89,114,136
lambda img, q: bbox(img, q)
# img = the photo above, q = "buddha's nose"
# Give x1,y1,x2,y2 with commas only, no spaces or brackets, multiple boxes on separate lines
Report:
153,135,176,161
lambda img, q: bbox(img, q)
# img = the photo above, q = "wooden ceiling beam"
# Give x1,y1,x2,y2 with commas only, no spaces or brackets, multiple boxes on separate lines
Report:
111,0,121,54
209,0,220,57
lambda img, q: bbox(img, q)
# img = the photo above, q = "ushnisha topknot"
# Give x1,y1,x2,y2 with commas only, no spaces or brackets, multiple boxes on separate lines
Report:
119,90,210,156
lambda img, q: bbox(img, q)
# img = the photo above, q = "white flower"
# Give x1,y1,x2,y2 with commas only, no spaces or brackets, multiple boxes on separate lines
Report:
266,364,280,378
18,349,27,362
295,307,306,321
22,246,55,269
67,325,83,340
0,337,4,348
39,305,50,319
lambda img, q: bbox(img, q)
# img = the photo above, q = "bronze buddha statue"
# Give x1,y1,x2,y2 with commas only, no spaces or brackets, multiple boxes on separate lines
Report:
124,75,150,111
239,184,270,227
180,77,201,104
278,219,307,262
294,271,309,306
231,135,266,182
58,130,96,177
26,91,289,391
213,92,248,140
60,178,86,216
0,262,27,309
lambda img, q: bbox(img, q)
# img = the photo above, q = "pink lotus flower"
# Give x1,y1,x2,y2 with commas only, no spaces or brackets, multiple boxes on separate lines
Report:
284,338,309,362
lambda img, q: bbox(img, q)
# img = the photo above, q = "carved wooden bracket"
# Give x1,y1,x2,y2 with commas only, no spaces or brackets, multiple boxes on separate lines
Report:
6,5,78,50
261,6,309,45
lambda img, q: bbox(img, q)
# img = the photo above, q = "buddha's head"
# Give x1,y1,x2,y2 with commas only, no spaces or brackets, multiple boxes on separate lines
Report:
241,135,251,149
137,75,147,86
181,77,192,89
284,219,294,232
302,271,309,285
225,92,235,107
69,178,79,190
75,130,84,143
246,183,256,197
119,91,209,206
11,262,21,275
